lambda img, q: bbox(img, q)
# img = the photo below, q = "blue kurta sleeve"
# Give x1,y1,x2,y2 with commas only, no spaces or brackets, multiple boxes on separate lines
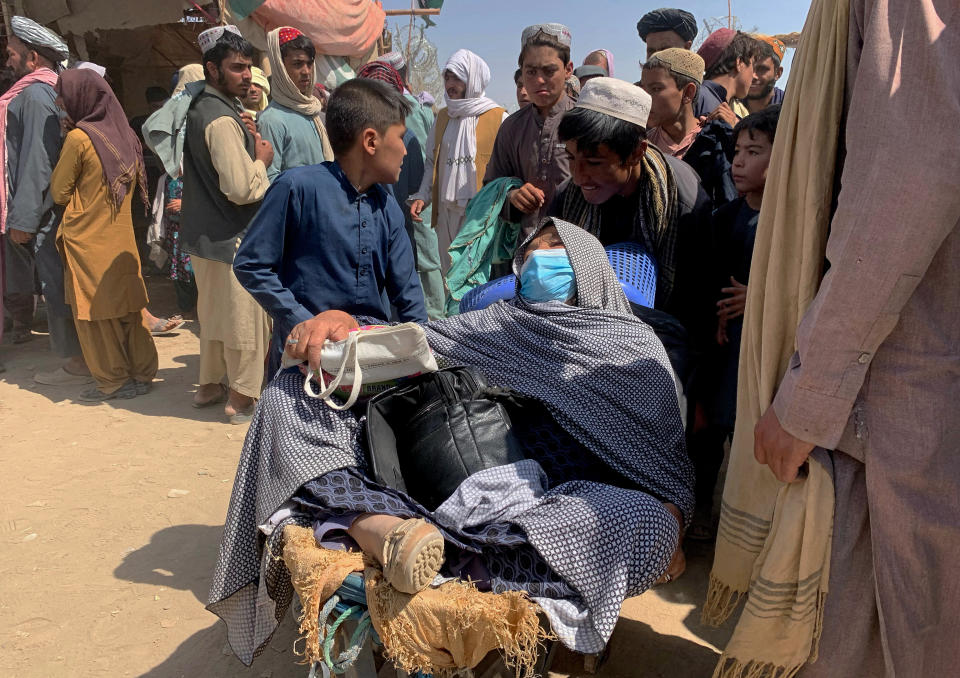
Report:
257,111,286,182
383,194,428,322
234,177,315,335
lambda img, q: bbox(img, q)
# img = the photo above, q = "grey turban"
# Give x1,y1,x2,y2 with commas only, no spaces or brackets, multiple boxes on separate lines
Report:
10,16,69,61
636,8,699,43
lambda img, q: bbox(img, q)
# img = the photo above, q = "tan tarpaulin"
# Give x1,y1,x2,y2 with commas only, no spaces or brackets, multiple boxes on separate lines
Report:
80,23,204,116
21,0,190,34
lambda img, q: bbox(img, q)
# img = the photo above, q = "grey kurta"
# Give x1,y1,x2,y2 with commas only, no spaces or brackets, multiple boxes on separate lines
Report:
3,80,80,358
483,96,575,236
775,1,960,675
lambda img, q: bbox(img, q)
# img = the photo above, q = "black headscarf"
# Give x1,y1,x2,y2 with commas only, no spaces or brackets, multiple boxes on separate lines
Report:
636,8,699,42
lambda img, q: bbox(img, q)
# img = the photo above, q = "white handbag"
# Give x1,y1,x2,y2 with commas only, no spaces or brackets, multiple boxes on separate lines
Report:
301,323,438,410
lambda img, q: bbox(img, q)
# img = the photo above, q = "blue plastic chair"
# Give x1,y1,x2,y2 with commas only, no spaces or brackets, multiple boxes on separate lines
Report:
458,242,657,313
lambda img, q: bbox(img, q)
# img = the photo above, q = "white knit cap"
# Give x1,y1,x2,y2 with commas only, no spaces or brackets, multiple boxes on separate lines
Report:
198,25,242,54
575,77,652,128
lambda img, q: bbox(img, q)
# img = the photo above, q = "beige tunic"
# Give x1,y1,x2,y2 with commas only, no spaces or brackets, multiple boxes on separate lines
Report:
773,1,960,674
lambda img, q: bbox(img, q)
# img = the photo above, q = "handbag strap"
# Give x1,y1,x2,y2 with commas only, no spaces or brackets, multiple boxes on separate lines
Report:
303,332,364,410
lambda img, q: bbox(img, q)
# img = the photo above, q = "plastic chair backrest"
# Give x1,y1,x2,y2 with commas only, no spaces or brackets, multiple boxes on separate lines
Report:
457,242,657,313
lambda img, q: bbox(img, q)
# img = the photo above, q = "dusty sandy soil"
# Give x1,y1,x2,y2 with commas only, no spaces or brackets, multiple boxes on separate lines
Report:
0,280,731,678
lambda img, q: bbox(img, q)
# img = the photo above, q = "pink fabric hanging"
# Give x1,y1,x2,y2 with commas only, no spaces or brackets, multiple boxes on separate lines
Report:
249,0,385,57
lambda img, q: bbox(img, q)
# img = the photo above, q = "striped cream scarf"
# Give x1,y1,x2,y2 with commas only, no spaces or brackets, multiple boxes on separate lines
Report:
702,0,850,676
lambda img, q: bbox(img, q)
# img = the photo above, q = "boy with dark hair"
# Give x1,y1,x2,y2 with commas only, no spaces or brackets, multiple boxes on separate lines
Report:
257,26,333,182
181,25,274,423
697,29,762,124
484,23,575,237
690,105,780,539
513,68,530,107
684,30,763,207
234,78,427,377
742,35,785,114
550,77,711,328
640,48,704,159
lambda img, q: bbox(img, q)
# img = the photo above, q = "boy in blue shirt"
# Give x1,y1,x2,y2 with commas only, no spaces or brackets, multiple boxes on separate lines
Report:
234,78,427,376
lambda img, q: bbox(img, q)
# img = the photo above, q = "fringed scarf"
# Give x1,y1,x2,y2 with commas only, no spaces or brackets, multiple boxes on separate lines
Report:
702,0,850,676
559,144,679,307
57,69,147,211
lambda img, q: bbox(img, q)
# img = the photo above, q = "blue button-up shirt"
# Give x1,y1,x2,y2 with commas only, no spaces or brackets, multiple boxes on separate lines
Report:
234,160,427,363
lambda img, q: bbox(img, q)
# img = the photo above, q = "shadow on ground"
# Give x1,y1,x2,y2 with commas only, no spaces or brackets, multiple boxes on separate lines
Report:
137,616,303,678
549,615,720,677
114,524,224,603
651,538,736,651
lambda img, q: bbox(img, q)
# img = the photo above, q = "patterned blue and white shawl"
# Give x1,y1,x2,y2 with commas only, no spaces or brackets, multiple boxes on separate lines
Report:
207,219,693,665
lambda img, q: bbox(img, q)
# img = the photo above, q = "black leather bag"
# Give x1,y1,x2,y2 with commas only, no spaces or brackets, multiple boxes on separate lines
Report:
365,366,526,510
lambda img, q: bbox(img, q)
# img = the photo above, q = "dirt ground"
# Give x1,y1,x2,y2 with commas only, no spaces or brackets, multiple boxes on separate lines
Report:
0,278,732,678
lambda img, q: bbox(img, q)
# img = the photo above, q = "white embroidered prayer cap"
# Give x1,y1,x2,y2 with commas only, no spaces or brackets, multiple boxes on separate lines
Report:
198,25,243,54
575,77,652,128
521,23,572,49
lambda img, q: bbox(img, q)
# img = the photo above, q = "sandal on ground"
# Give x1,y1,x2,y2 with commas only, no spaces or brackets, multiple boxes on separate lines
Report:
229,405,256,425
135,381,152,396
192,383,227,408
34,366,95,386
150,315,185,335
12,326,33,344
78,382,137,402
380,518,445,594
685,522,716,542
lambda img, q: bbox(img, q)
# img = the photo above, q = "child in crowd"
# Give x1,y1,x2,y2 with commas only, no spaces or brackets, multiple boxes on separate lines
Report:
233,78,428,376
484,23,575,238
685,30,763,208
690,105,780,539
513,68,530,108
640,48,705,159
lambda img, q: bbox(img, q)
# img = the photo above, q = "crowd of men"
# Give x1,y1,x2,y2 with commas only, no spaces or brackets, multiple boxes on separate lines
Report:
0,2,956,676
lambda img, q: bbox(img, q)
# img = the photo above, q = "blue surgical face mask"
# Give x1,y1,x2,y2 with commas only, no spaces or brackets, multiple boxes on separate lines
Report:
519,249,576,303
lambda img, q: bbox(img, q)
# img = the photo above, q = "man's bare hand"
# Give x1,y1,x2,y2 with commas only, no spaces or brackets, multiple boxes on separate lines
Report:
704,102,740,127
716,314,729,345
165,198,182,214
718,276,747,321
508,183,545,214
7,228,33,245
754,406,816,483
286,310,360,373
254,133,274,167
409,199,426,223
239,111,257,137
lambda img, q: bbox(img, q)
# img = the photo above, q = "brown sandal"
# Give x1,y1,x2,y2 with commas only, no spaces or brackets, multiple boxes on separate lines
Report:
380,518,445,594
192,384,228,408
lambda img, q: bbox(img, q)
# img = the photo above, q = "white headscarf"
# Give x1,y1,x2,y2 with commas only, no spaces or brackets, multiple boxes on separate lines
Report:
441,49,500,205
266,27,333,161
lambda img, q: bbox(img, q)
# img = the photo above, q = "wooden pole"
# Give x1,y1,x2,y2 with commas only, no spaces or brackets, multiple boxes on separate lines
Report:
384,8,441,15
1,1,11,36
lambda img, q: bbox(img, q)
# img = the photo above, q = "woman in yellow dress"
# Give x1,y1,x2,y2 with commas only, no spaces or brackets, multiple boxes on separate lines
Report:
51,68,158,401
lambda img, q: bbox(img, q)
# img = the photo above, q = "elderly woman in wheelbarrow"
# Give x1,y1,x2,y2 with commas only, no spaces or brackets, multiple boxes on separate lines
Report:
208,218,692,666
